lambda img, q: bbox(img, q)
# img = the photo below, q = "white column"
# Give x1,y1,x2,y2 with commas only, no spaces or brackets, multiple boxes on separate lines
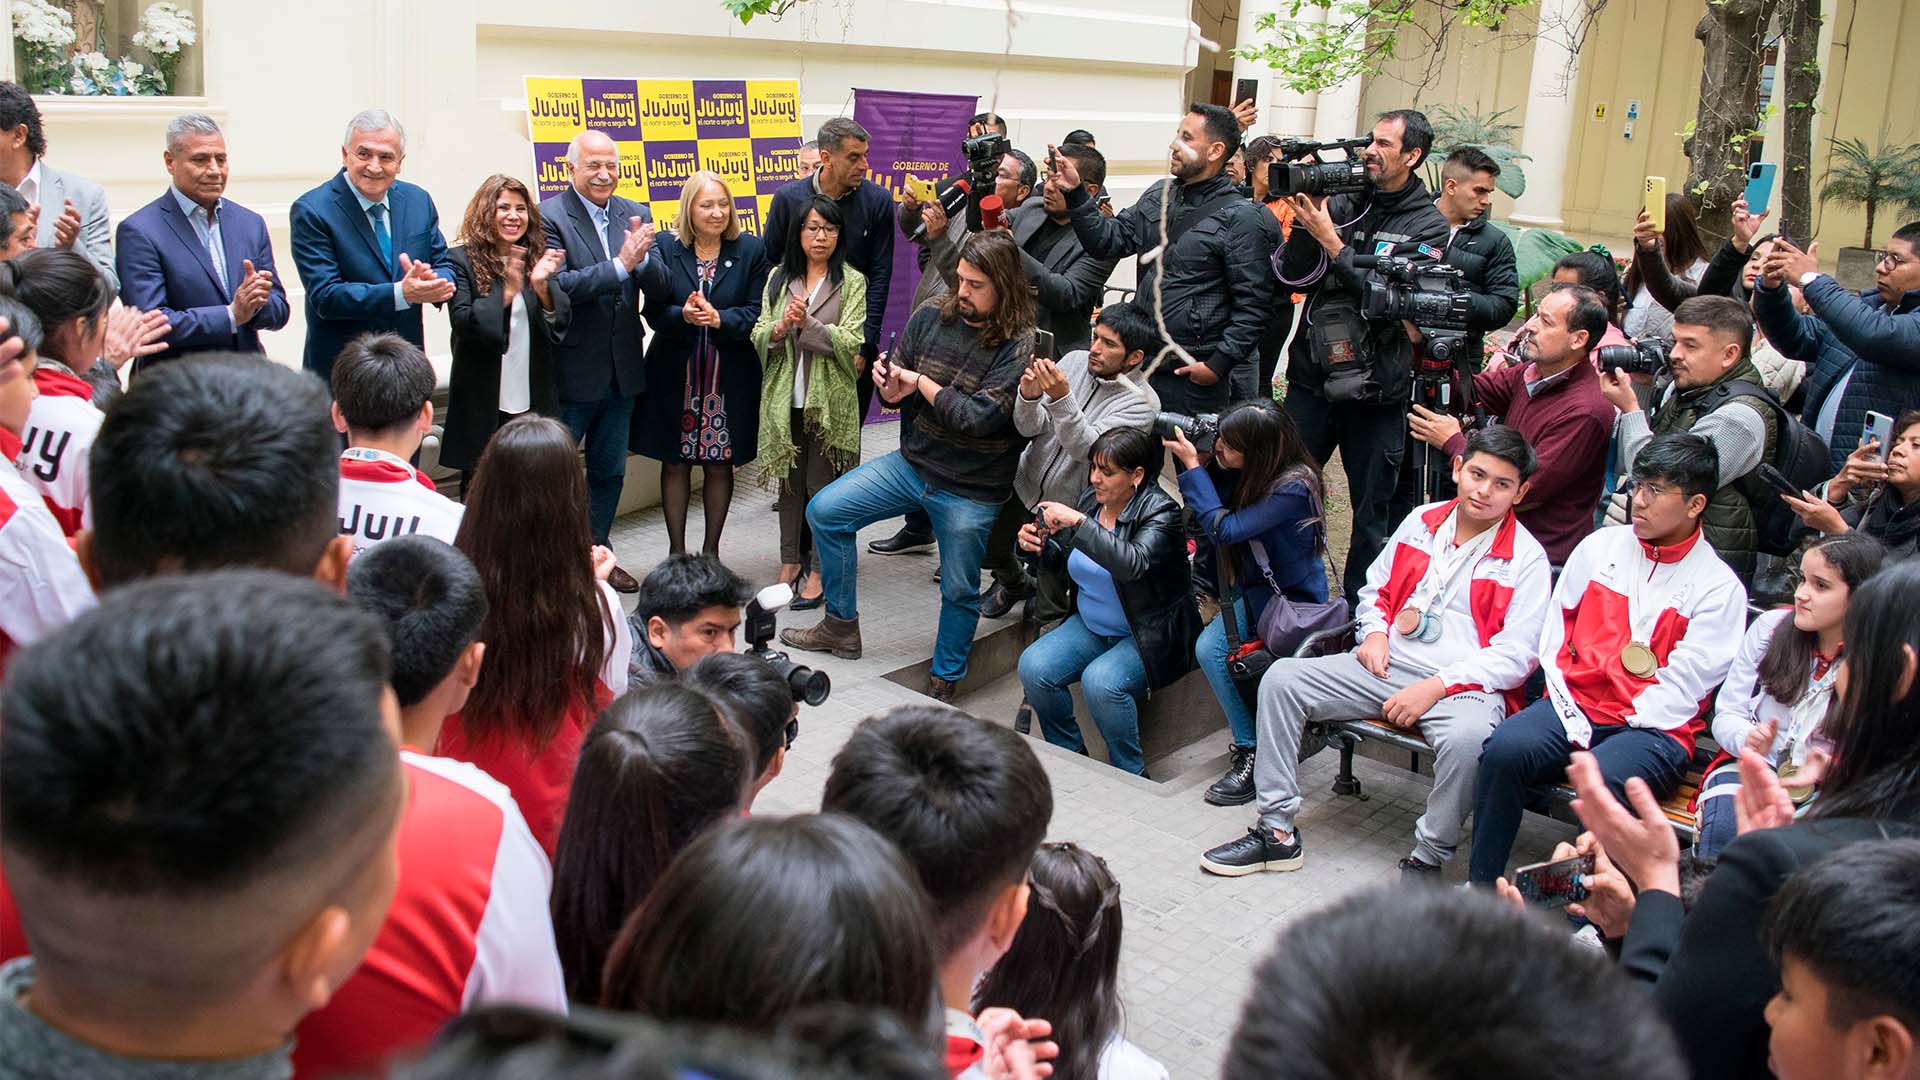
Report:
1231,0,1320,137
1507,0,1584,227
1310,10,1364,143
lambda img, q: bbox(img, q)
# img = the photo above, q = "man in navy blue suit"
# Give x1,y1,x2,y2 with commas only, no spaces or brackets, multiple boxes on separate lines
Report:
290,109,455,385
541,129,656,593
115,113,289,370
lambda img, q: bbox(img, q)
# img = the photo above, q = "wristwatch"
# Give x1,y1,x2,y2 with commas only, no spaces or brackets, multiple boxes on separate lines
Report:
1798,270,1822,287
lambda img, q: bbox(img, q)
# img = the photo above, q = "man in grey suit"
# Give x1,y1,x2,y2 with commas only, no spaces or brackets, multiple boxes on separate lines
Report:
540,129,655,593
0,82,115,288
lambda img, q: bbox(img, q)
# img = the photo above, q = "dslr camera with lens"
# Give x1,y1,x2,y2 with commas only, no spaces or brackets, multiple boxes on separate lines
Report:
741,583,830,707
1595,337,1669,378
1268,136,1372,198
1356,253,1475,363
1152,411,1220,453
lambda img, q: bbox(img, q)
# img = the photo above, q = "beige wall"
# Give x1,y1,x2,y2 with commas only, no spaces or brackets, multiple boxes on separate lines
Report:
29,0,1206,373
1343,0,1920,251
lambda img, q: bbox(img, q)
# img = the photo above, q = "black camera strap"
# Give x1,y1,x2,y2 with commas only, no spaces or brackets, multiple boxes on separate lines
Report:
1164,182,1242,248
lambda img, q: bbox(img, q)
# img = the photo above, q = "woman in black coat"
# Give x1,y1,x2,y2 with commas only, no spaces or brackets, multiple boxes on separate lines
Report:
633,171,769,556
1013,427,1200,776
444,174,568,482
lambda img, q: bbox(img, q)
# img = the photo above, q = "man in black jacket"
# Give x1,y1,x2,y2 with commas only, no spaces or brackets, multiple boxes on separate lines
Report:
1389,146,1520,522
1046,103,1275,416
1278,108,1450,600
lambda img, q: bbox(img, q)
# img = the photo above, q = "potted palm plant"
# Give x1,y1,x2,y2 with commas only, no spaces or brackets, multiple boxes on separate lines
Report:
1423,104,1530,200
1820,137,1920,289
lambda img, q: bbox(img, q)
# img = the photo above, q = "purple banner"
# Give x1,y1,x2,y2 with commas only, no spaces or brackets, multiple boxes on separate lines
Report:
852,87,977,423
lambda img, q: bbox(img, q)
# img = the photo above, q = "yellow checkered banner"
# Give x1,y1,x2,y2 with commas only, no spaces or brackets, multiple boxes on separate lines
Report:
524,77,803,237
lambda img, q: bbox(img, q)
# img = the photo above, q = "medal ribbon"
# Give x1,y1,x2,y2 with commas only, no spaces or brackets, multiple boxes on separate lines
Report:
1404,512,1499,625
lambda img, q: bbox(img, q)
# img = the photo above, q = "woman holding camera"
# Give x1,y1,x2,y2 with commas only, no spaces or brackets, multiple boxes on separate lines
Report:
1014,427,1198,776
1170,400,1328,807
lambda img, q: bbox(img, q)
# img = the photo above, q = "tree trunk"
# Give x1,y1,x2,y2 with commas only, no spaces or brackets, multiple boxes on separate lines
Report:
1684,0,1780,243
1778,0,1822,241
1865,198,1877,250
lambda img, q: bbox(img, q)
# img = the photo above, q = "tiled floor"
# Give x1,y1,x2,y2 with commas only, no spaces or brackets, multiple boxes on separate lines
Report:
606,424,1567,1077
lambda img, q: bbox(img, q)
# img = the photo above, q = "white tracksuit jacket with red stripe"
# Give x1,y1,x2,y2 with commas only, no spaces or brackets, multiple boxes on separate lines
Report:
1356,500,1553,711
1541,525,1747,755
17,366,100,536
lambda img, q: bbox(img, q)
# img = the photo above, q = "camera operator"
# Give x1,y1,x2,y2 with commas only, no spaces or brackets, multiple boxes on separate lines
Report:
1276,109,1450,600
626,554,754,687
982,300,1162,621
900,148,1036,311
1045,103,1275,417
1602,294,1781,580
1407,284,1614,564
782,231,1035,704
1239,136,1297,401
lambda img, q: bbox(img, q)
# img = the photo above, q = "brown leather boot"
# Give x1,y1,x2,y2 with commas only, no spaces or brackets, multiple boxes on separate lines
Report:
929,676,958,703
780,613,862,660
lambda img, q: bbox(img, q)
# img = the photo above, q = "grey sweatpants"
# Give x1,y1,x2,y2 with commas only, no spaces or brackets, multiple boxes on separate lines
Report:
1253,652,1508,866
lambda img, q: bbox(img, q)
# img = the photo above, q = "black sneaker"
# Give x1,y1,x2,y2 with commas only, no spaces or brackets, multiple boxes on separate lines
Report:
869,526,936,556
980,580,1033,619
1204,744,1257,806
1201,826,1304,877
1397,855,1443,882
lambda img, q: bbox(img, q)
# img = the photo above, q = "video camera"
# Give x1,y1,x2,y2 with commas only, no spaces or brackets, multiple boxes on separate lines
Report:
1595,338,1669,378
963,132,1012,188
742,583,831,707
1354,253,1474,363
1269,136,1371,198
1152,410,1221,454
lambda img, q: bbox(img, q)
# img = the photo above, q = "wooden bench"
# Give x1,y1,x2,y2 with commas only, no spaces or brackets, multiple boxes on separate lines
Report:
1287,622,1711,847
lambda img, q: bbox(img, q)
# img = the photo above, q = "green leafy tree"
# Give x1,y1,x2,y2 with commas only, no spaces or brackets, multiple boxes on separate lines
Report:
722,0,802,24
1232,0,1536,95
1819,137,1920,249
1424,104,1530,198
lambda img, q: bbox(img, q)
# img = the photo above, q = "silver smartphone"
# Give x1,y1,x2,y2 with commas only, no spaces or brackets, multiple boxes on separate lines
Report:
1864,410,1895,460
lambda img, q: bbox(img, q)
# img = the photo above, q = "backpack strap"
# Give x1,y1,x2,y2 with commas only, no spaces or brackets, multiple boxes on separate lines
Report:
1702,379,1790,463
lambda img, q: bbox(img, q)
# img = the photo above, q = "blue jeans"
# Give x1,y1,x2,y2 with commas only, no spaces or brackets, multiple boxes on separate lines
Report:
560,385,636,546
1467,697,1692,884
1195,594,1257,749
1017,614,1149,775
1694,762,1741,859
807,451,1002,681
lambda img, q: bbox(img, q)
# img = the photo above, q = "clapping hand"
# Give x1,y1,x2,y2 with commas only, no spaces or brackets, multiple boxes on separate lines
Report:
228,259,276,325
51,199,81,249
398,253,455,304
502,245,528,295
682,291,719,328
617,217,655,271
1735,746,1797,835
530,246,565,286
102,301,171,370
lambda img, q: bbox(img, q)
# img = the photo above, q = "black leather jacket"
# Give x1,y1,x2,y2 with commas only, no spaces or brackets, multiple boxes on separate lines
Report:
1039,482,1201,691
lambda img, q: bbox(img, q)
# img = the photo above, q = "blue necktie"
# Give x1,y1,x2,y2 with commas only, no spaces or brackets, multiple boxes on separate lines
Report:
368,202,394,275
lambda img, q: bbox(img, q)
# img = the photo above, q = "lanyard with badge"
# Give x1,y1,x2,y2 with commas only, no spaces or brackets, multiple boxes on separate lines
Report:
1393,514,1497,643
1776,655,1840,804
1619,546,1687,679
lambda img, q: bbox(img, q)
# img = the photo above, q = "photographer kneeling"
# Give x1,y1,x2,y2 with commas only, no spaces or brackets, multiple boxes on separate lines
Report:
1015,427,1198,776
627,554,754,687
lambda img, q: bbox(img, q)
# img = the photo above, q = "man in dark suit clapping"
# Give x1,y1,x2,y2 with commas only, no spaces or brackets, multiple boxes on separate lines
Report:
290,109,455,386
115,113,289,371
540,129,655,593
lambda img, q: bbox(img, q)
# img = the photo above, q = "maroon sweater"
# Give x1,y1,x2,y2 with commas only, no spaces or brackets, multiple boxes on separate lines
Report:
1443,359,1615,564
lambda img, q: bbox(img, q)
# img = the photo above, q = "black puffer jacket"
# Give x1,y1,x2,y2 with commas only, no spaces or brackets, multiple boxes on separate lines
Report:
1442,212,1519,368
1065,172,1276,414
1279,175,1450,403
1038,482,1201,692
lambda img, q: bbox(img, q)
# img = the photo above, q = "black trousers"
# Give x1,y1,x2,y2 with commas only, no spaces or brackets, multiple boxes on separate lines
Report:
1283,387,1408,601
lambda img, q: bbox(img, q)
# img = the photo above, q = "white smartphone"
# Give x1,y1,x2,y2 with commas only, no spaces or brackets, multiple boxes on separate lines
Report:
1864,411,1894,460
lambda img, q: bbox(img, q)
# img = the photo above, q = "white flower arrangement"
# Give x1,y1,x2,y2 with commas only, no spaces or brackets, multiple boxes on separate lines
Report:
131,3,198,57
12,0,79,93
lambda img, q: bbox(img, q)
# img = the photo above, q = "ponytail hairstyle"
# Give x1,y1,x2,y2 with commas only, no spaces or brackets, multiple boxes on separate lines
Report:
549,681,753,1003
0,248,114,368
1755,532,1885,703
971,843,1126,1080
1554,250,1626,327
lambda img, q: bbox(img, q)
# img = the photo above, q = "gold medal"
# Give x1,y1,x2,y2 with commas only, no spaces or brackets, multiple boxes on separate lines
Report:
1776,759,1817,806
1394,607,1423,636
1620,641,1658,679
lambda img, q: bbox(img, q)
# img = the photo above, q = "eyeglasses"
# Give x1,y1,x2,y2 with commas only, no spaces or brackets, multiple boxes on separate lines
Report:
783,717,800,750
802,223,840,236
1630,479,1678,502
1877,249,1912,269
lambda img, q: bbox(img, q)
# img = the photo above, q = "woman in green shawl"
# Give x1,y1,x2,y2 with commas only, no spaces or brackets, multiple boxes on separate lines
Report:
752,195,867,610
